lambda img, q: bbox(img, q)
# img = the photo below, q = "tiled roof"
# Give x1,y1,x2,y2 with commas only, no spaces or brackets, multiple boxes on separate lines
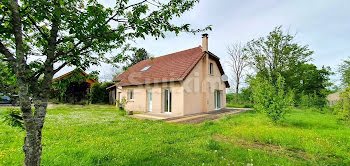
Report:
113,46,205,86
110,46,229,88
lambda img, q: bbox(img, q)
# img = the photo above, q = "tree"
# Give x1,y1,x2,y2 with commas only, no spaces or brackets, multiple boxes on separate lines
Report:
246,26,331,104
227,43,249,103
339,57,350,87
251,74,291,123
246,26,312,83
90,82,115,104
0,0,210,165
124,48,150,70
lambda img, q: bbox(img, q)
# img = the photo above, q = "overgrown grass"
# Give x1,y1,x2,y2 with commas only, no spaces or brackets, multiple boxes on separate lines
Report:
226,103,253,108
0,105,349,165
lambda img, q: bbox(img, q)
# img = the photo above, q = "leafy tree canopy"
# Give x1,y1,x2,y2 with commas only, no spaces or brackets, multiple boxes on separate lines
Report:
246,26,332,99
0,0,210,164
0,55,16,95
339,57,350,87
124,48,150,70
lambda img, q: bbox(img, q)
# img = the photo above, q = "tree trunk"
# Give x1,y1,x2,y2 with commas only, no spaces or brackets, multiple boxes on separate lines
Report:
18,74,50,166
22,99,48,166
235,77,240,104
23,127,43,166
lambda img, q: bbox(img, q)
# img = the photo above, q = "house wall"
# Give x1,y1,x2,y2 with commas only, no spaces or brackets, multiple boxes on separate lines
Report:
116,57,227,116
183,57,203,115
207,58,227,111
183,57,227,115
117,82,184,116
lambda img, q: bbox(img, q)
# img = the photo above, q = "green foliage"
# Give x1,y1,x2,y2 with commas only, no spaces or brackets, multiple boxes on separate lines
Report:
339,57,350,87
2,108,23,129
1,0,211,164
0,56,16,94
90,82,115,104
116,97,128,110
246,26,331,106
123,48,150,71
298,90,328,108
333,86,350,121
251,74,292,123
51,69,98,103
226,89,253,106
1,0,211,73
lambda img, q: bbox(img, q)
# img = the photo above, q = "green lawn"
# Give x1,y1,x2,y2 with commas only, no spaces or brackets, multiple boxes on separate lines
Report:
1,105,350,165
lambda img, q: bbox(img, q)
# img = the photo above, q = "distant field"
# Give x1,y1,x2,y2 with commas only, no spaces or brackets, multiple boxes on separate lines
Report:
1,105,350,165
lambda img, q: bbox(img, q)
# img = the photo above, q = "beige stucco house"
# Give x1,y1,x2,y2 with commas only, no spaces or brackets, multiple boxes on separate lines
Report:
107,34,230,116
327,91,342,106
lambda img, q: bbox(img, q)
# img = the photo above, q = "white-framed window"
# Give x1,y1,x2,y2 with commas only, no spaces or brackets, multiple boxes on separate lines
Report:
128,89,134,100
163,88,172,113
209,63,213,75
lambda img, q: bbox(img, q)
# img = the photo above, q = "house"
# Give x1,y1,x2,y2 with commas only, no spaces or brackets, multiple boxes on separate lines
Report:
327,91,342,106
107,34,230,116
52,68,98,103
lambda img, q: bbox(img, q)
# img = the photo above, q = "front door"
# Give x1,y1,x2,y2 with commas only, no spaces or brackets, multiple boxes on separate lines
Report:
215,90,221,110
148,90,152,112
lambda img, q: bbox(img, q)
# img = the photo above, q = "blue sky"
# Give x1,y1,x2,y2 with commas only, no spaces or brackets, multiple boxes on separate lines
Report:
56,0,350,85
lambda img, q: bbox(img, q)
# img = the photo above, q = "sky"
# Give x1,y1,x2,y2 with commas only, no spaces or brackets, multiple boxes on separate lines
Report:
55,0,350,86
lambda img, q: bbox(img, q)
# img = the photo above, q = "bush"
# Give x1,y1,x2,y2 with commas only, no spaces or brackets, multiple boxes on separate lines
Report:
90,82,115,104
226,89,253,106
2,108,24,129
251,74,292,123
298,91,328,108
333,86,350,121
116,97,128,110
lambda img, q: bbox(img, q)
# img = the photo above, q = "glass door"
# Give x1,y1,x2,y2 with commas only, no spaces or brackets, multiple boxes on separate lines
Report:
148,90,152,112
215,90,221,110
164,89,172,113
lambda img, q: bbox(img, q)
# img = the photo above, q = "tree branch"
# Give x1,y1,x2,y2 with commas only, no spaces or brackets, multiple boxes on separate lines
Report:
0,41,15,63
53,62,67,74
27,15,49,41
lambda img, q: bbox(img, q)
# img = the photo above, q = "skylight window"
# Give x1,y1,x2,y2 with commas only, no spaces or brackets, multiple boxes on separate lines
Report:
141,65,151,72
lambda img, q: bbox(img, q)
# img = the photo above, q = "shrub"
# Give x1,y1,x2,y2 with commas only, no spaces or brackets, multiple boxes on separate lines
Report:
2,108,24,129
334,86,350,121
298,90,328,108
116,97,128,110
90,82,115,104
251,74,292,123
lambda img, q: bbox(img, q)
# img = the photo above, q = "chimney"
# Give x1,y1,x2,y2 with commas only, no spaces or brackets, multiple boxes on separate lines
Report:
201,33,209,113
202,33,208,52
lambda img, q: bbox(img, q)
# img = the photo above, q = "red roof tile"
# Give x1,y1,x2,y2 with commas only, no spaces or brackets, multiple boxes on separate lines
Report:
112,46,230,88
113,46,204,86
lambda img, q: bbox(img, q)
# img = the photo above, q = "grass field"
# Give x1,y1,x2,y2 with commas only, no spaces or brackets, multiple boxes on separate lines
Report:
1,105,350,165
